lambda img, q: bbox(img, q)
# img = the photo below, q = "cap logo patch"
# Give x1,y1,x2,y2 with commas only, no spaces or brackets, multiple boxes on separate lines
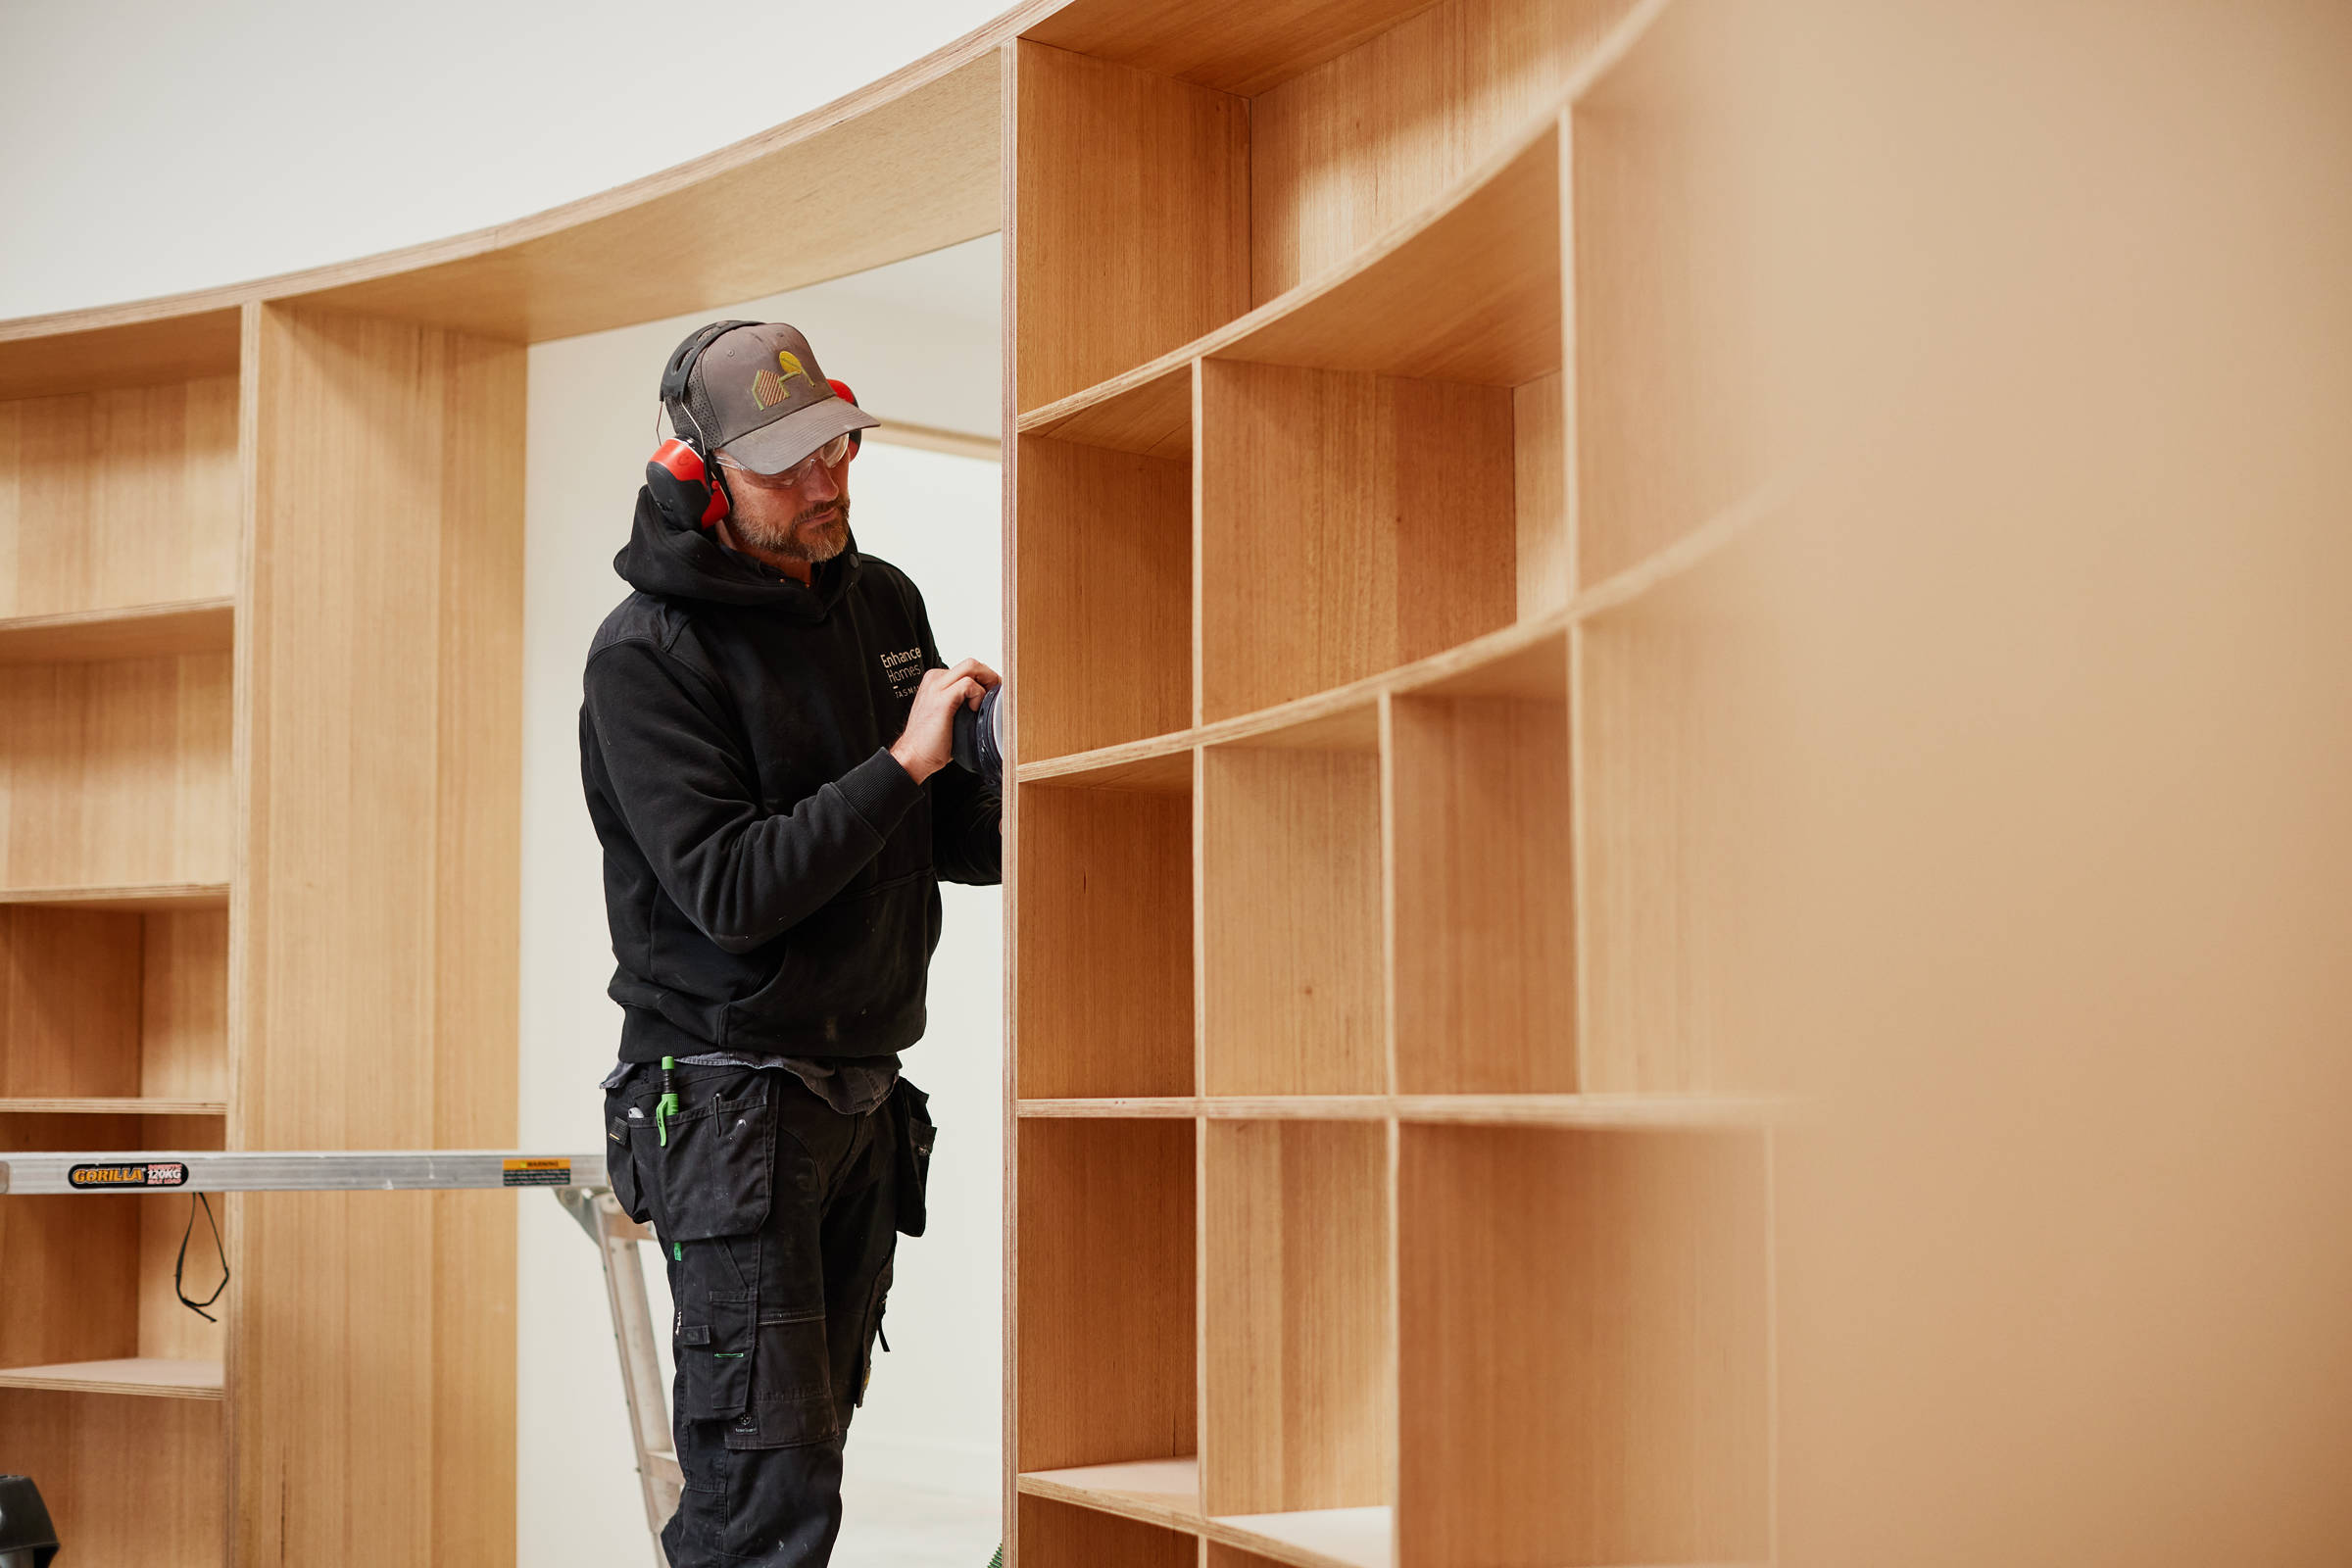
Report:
753,350,817,410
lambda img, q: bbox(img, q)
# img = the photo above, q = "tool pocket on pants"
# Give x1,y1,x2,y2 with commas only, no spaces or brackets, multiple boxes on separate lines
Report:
729,1313,839,1449
603,1110,653,1226
679,1286,756,1418
891,1077,935,1239
651,1072,775,1242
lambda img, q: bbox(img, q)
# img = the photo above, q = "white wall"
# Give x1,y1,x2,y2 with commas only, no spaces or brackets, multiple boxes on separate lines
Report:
519,240,1004,1562
0,0,1007,320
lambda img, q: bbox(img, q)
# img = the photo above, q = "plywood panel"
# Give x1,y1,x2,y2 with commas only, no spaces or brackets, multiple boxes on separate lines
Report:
1024,0,1443,96
1202,1120,1391,1515
1014,40,1250,410
0,598,234,665
0,1194,138,1368
1201,744,1384,1096
1577,553,1776,1095
1513,370,1568,617
0,653,234,891
1389,682,1577,1094
140,906,228,1102
1397,1126,1769,1566
1018,1493,1197,1568
1224,126,1562,389
0,906,141,1099
1199,362,1514,721
0,375,240,617
0,1391,223,1564
1016,1119,1196,1472
0,308,242,402
138,1191,229,1363
1017,781,1194,1099
1015,435,1193,759
1571,0,1770,584
1250,0,1637,301
235,301,523,1566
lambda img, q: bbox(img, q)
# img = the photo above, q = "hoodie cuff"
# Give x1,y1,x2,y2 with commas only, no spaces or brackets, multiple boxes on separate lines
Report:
836,746,927,840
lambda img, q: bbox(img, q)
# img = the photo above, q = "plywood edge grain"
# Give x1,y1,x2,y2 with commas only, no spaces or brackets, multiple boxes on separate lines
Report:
0,882,231,912
0,1099,229,1116
0,1357,226,1400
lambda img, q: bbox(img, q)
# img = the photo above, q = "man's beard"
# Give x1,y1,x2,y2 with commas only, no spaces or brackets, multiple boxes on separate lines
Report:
737,496,850,563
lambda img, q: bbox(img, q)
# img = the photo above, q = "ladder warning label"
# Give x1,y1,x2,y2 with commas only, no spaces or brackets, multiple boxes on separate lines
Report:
69,1161,187,1190
502,1158,571,1188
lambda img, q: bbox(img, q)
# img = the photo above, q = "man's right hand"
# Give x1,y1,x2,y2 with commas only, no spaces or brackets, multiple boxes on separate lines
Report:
890,659,1000,783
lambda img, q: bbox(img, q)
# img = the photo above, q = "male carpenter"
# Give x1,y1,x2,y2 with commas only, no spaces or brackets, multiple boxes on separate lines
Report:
583,320,1000,1566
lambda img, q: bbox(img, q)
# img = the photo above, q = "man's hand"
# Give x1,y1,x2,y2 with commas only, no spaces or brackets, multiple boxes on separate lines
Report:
890,658,1002,783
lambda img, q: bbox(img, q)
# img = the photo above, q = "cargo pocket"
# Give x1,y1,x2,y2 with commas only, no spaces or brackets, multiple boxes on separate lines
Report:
679,1286,756,1418
726,1313,838,1450
649,1073,775,1242
891,1078,935,1239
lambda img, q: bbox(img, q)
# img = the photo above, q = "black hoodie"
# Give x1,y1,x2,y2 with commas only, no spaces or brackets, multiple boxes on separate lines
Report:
579,488,1001,1065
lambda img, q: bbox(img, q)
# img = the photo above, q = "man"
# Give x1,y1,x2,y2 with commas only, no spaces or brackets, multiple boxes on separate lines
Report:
581,320,1001,1567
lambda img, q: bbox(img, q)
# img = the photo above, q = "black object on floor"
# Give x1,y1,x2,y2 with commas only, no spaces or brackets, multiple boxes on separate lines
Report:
0,1475,59,1568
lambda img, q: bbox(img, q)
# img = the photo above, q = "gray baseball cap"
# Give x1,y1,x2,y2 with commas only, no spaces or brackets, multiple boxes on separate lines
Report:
672,321,879,474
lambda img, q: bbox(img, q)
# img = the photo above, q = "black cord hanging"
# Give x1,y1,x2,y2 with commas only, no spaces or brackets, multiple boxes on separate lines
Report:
174,1192,229,1323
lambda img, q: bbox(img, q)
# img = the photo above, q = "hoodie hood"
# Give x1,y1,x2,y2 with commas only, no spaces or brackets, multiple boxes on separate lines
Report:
612,484,862,622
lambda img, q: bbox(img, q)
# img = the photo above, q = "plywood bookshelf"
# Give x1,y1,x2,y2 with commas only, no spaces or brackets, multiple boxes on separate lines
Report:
0,290,533,1562
1005,1,1780,1563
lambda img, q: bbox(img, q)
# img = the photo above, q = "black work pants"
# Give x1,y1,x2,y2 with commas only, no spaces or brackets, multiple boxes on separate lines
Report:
605,1062,915,1567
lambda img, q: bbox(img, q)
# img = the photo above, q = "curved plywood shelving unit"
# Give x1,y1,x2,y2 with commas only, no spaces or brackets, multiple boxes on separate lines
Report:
1007,1,1786,1565
0,0,1792,1562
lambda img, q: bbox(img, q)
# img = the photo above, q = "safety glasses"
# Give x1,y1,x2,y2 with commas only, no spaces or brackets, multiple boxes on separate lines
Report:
716,432,853,489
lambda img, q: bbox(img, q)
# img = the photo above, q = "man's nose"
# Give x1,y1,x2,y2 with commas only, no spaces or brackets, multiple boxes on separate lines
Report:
802,460,842,504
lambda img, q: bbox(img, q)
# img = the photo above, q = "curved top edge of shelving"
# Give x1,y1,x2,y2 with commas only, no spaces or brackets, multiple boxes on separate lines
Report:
0,0,1069,353
1014,0,1681,435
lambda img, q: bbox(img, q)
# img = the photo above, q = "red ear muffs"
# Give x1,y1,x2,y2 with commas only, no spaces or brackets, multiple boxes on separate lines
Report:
649,437,729,527
828,378,863,457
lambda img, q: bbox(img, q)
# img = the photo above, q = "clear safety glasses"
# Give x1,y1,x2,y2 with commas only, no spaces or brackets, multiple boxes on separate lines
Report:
715,432,853,489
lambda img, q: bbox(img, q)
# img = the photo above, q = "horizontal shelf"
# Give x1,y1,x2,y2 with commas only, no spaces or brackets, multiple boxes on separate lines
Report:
1207,1508,1390,1568
1013,469,1792,782
1018,115,1562,437
0,881,229,912
1022,1457,1201,1534
0,1357,223,1400
0,598,235,666
1016,1095,1789,1127
0,309,242,402
1020,735,1194,791
0,1099,226,1116
1018,1460,1391,1568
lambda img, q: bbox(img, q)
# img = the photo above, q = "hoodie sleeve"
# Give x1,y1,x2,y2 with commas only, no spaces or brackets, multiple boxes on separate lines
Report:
911,598,1004,887
583,636,926,954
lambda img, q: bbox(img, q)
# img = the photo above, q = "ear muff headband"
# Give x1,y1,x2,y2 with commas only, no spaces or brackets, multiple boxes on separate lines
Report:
652,319,759,527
